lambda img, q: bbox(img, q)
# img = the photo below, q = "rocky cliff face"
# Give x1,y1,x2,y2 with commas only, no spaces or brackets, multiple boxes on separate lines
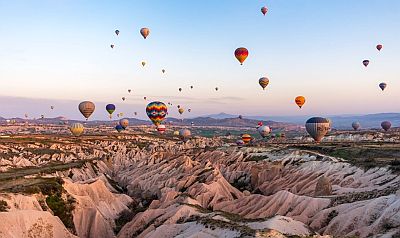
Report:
0,133,399,237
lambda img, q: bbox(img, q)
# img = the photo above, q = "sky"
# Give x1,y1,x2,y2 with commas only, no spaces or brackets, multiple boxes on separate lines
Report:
0,0,399,120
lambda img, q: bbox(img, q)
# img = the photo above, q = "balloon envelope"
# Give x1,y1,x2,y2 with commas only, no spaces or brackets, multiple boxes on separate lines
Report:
140,28,150,39
381,121,391,131
79,101,95,120
106,104,116,115
178,108,184,114
115,30,119,36
352,122,360,131
259,77,269,90
305,117,331,142
119,118,129,129
70,123,84,136
258,126,271,138
363,60,370,67
295,96,306,108
179,129,191,141
115,124,124,132
157,124,166,134
376,44,383,51
379,82,387,91
234,47,249,65
242,134,252,144
261,6,268,15
146,101,167,126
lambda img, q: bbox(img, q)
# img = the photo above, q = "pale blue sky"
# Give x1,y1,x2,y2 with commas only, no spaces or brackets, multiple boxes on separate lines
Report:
0,1,399,120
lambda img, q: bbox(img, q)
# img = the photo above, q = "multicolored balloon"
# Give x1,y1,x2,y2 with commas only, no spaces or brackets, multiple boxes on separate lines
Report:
352,122,360,131
376,44,383,51
305,117,331,142
70,123,84,136
140,28,150,39
295,96,306,108
242,134,252,144
363,60,370,67
146,101,167,126
381,121,391,131
234,47,249,65
79,101,95,120
106,104,116,119
259,77,269,90
379,82,387,91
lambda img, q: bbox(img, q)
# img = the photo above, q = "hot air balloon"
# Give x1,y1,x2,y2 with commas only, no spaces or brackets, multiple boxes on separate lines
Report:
295,96,306,108
179,88,182,92
144,97,147,100
110,44,114,49
258,125,271,138
115,30,119,36
257,121,263,128
115,124,124,132
122,97,125,101
305,117,331,142
119,118,129,129
79,101,95,120
128,89,131,93
134,112,137,116
177,105,181,109
178,108,184,115
259,77,269,90
242,134,252,144
140,28,150,39
106,104,116,119
190,86,193,89
157,124,166,134
261,6,268,15
215,87,218,91
41,115,44,119
141,61,146,67
24,113,28,119
179,129,191,141
379,82,387,91
191,122,194,126
363,60,370,67
238,115,243,119
381,121,391,131
236,140,244,146
376,44,383,51
188,108,191,112
146,101,167,126
70,123,84,136
352,122,360,131
234,47,249,65
162,69,165,73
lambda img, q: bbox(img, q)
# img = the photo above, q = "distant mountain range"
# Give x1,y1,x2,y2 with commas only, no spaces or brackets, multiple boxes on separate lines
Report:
204,112,400,129
1,112,398,130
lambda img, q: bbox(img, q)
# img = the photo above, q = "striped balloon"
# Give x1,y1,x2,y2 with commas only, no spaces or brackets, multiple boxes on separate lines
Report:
305,117,331,142
259,77,269,90
157,124,166,134
258,126,271,138
70,123,84,136
79,101,95,120
146,101,167,126
241,134,252,144
234,47,249,65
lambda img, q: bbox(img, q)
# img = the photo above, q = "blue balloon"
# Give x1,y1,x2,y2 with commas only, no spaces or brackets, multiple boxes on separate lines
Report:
115,124,124,132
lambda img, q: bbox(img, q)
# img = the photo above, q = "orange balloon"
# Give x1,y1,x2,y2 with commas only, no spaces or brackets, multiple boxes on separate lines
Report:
295,96,306,108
